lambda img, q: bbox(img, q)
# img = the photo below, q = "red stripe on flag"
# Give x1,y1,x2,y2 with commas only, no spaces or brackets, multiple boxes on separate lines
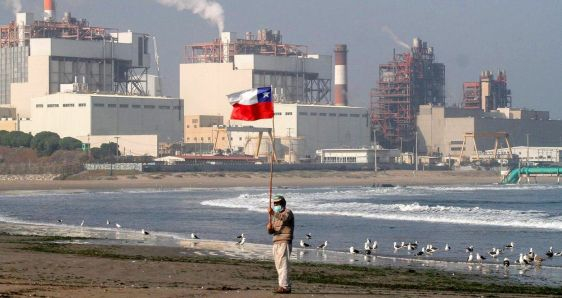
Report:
231,102,274,121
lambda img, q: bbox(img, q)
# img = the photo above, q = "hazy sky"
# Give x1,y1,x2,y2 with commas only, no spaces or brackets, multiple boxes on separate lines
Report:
2,0,561,118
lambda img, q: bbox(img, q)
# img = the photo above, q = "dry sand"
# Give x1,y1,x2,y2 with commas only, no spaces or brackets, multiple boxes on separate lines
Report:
0,170,503,191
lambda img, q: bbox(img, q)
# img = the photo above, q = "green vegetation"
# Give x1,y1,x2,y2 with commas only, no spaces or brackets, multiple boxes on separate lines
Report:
7,131,33,148
31,131,61,156
59,136,82,150
90,142,119,161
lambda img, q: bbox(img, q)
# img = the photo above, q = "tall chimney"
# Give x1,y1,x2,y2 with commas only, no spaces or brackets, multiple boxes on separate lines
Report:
334,44,348,106
44,0,55,21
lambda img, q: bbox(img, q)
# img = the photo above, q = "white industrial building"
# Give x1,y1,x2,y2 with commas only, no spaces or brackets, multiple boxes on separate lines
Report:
180,29,370,161
487,147,562,164
317,148,400,164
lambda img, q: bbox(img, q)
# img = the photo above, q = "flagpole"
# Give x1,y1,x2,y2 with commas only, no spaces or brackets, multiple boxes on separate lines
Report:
268,86,275,224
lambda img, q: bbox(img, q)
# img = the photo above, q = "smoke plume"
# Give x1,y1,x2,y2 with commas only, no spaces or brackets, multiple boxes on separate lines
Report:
381,25,410,50
156,0,225,33
3,0,22,14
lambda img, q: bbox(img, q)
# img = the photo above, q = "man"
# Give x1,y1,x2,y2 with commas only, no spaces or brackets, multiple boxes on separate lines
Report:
267,195,294,294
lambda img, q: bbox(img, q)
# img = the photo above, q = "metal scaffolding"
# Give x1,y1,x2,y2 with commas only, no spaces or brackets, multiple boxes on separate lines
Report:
371,38,445,150
462,70,512,112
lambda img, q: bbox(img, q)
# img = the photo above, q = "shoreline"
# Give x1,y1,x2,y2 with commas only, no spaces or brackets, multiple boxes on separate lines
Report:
0,170,504,191
0,232,561,297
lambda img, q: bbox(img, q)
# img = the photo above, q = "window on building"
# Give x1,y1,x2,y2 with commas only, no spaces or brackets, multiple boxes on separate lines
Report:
310,112,317,116
207,137,211,141
78,103,86,107
329,113,336,116
274,112,282,116
132,105,141,108
299,112,308,116
108,104,117,108
186,137,190,141
239,137,242,141
339,113,348,117
119,104,129,108
192,119,199,123
362,114,368,118
222,137,225,141
186,125,190,128
173,106,182,110
144,105,155,109
350,114,360,117
35,104,43,108
319,113,327,116
285,112,293,116
47,104,59,108
194,125,198,128
159,105,170,109
63,104,75,107
93,103,104,107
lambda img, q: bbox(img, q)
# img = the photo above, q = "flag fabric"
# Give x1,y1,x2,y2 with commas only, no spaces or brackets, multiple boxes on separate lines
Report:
228,87,274,121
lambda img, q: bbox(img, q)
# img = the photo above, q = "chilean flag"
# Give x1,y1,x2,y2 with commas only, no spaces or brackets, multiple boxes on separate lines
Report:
228,87,274,121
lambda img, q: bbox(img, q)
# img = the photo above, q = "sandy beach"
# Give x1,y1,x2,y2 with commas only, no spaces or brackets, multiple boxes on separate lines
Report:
0,170,503,191
0,233,560,297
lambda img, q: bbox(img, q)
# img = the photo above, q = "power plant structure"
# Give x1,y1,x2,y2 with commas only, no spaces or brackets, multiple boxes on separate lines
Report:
180,29,370,161
462,70,511,112
370,38,445,150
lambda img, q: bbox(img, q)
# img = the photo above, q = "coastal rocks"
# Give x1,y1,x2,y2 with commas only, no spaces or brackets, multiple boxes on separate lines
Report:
0,174,60,181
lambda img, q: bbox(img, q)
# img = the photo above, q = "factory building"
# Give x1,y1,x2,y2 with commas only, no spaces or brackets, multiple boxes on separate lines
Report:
0,1,177,156
371,38,445,151
486,147,562,164
463,70,511,112
416,104,562,160
180,29,370,161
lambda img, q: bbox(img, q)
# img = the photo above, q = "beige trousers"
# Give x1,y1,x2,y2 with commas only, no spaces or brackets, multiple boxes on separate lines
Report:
272,242,292,289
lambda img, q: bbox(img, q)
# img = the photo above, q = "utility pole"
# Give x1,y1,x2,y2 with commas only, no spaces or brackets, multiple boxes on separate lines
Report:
526,133,530,166
114,136,120,160
373,128,378,174
415,131,419,174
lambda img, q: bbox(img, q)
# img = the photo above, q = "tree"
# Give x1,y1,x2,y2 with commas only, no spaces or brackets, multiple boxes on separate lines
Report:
0,130,9,146
8,131,32,148
91,142,119,161
59,137,82,150
31,131,61,156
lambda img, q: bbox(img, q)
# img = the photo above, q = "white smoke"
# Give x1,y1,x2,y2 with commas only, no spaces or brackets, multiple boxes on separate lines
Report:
381,25,410,50
156,0,225,33
3,0,22,14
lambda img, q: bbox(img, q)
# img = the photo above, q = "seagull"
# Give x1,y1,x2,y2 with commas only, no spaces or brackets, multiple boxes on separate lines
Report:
546,247,554,258
505,241,514,249
393,242,402,250
503,257,510,267
317,241,328,250
467,253,473,262
466,246,474,253
306,233,312,240
80,219,85,227
428,244,439,253
57,219,63,223
527,248,535,259
237,235,246,246
371,241,378,250
300,240,310,248
191,233,200,240
489,248,499,258
416,250,424,256
476,253,486,263
407,241,418,249
106,219,110,225
523,254,533,265
141,229,149,235
407,243,415,251
444,244,451,251
349,246,360,254
236,233,245,239
365,238,372,249
554,251,562,257
115,223,121,229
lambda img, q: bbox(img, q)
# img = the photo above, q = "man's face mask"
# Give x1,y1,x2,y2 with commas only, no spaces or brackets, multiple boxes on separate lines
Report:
273,205,283,213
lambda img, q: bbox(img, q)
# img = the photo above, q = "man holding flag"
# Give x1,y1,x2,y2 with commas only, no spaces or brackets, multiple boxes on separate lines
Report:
228,87,294,293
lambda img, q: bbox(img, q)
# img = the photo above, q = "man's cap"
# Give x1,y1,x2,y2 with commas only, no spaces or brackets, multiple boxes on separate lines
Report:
273,195,285,203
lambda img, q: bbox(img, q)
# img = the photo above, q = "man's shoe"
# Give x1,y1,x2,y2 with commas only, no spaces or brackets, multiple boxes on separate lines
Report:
274,287,291,294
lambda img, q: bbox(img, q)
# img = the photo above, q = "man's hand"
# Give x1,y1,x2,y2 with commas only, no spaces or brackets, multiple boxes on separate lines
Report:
268,207,274,216
266,222,274,234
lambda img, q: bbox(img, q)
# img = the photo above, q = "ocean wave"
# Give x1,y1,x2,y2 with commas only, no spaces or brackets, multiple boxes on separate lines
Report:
202,193,562,231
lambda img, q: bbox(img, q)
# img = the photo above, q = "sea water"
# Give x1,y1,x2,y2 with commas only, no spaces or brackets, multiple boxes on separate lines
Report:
0,184,561,285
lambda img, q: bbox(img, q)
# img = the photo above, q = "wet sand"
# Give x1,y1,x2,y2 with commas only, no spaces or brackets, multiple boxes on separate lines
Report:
0,170,503,191
0,233,560,297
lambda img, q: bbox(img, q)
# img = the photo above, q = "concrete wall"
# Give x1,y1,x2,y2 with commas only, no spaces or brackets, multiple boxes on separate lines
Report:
11,55,50,117
180,62,253,118
0,119,17,131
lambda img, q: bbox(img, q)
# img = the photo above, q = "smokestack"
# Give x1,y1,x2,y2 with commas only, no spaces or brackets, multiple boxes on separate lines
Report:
334,44,348,106
44,0,55,21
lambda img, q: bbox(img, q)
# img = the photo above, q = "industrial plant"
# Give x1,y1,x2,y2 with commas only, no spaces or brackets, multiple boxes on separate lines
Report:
0,1,560,168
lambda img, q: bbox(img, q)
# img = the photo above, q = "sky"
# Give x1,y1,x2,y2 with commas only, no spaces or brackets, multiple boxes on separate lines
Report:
2,0,561,118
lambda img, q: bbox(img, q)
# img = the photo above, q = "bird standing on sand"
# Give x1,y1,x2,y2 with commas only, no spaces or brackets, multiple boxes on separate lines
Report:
505,241,514,249
489,248,499,258
305,233,312,240
349,246,360,254
106,219,110,225
141,229,149,235
80,219,84,227
300,240,310,248
237,235,246,246
444,244,451,251
191,233,200,239
503,258,510,267
546,247,554,258
416,250,424,256
317,241,328,250
467,253,473,262
466,246,474,253
115,223,121,229
393,242,402,250
371,241,378,250
57,219,63,224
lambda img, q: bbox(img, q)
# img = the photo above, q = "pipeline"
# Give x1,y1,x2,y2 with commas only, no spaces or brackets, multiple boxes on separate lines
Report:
501,167,562,184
